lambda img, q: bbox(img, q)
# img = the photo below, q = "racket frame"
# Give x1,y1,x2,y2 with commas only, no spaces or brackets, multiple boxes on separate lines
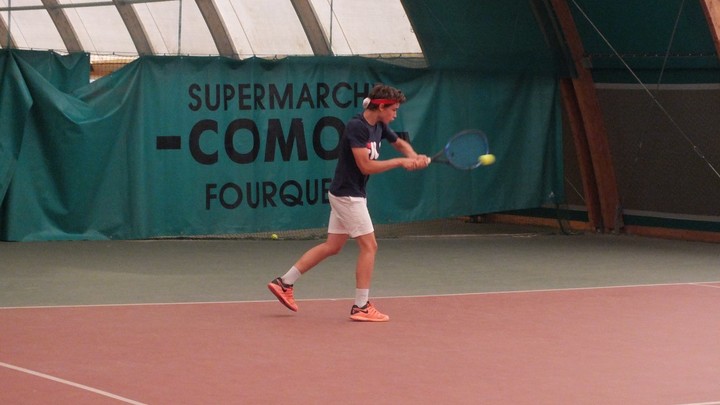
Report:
429,129,490,170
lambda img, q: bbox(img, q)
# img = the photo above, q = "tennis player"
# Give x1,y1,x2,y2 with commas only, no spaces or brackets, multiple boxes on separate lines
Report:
268,84,429,321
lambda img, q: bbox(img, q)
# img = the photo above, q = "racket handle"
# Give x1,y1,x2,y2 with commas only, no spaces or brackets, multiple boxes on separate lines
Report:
426,157,431,164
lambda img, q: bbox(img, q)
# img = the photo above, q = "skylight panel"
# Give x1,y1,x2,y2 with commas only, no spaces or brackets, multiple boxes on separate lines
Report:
0,1,66,51
216,0,313,57
308,0,422,55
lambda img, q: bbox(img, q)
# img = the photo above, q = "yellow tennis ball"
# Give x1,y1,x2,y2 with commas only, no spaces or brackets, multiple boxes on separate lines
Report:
271,233,279,240
479,154,496,166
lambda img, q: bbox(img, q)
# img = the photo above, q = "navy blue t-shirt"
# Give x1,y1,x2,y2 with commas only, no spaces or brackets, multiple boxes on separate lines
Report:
329,113,399,198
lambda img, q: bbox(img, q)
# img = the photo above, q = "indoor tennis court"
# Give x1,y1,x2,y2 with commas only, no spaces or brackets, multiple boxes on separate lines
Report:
2,1,720,404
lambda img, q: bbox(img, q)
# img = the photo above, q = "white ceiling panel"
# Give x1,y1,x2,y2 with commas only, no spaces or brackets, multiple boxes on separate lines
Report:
133,0,216,56
0,0,422,59
309,0,421,55
64,5,136,54
216,0,312,57
0,1,66,51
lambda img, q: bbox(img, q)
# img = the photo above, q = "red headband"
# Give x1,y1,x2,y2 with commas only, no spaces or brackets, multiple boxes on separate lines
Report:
370,98,399,105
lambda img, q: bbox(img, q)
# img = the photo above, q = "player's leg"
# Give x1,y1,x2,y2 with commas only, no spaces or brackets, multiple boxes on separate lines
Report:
353,232,378,290
349,232,388,322
294,233,349,273
268,233,348,312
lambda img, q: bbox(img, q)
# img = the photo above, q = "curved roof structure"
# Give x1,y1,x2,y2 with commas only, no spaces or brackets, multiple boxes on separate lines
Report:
4,0,719,78
0,0,423,59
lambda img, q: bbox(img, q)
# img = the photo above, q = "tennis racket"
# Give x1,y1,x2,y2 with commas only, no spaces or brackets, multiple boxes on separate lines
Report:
428,129,493,170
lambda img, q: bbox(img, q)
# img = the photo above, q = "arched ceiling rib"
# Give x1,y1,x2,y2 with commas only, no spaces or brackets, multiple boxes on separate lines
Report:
195,0,235,58
113,0,153,55
290,0,331,56
0,14,13,49
700,0,720,57
42,0,82,53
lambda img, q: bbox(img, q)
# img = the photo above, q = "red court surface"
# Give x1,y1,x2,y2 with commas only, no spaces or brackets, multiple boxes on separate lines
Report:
2,283,720,405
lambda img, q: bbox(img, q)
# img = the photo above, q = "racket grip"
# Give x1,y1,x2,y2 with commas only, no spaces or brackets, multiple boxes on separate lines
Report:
426,157,431,164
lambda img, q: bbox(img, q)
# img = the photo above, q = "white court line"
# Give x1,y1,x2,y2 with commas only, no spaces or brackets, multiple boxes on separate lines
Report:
1,280,719,310
0,361,148,405
674,402,720,405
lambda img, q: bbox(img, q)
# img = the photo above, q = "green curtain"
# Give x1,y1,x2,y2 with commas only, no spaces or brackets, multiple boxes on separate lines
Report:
0,52,562,241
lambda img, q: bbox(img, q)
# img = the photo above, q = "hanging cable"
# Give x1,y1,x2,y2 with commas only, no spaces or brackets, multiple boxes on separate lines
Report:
657,0,686,90
569,0,720,181
177,0,182,54
329,0,333,53
7,0,11,48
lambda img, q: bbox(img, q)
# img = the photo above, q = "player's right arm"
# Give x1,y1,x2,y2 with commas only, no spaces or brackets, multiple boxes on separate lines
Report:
352,147,425,174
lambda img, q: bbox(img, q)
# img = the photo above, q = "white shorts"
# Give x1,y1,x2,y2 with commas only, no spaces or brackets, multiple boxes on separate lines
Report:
327,192,374,238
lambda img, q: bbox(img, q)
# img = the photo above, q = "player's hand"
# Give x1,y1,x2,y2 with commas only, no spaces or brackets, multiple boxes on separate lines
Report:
404,155,429,171
415,155,429,169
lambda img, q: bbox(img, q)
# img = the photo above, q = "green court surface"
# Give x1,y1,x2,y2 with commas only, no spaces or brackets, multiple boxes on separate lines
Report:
2,223,718,308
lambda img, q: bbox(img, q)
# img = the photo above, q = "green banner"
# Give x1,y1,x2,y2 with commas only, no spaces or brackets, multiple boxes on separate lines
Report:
0,51,562,241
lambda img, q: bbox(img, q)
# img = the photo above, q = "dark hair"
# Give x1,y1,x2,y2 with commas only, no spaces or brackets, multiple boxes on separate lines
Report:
366,84,406,110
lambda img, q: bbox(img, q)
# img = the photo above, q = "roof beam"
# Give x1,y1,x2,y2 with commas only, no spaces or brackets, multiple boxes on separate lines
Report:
550,0,622,233
1,0,175,12
559,78,603,230
700,0,720,59
289,0,331,56
42,0,83,53
113,0,153,55
0,16,16,49
195,0,237,58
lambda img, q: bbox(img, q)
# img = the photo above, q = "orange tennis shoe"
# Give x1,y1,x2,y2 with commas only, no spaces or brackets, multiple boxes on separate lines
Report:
349,301,389,322
268,277,298,312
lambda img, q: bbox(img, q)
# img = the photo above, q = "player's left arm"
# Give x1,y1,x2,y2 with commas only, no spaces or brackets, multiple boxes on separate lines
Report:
391,138,417,158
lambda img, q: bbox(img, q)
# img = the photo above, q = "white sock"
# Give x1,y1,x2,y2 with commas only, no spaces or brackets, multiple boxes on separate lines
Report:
281,266,302,285
355,289,369,307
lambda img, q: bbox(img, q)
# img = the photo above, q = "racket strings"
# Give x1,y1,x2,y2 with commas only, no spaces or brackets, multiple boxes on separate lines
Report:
569,0,720,181
445,132,488,169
